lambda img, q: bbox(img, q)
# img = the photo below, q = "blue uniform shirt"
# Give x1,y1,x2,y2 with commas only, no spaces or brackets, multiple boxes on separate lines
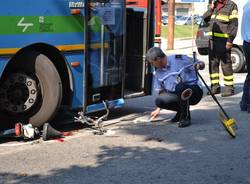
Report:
154,55,200,93
242,1,250,42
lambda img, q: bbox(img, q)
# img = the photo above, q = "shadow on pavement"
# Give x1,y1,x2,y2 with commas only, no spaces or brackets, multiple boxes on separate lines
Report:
1,142,250,184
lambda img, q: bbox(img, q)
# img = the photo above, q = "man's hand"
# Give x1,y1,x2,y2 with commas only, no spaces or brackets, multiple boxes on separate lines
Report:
150,107,161,121
226,42,233,49
210,2,215,10
193,61,205,70
210,0,217,10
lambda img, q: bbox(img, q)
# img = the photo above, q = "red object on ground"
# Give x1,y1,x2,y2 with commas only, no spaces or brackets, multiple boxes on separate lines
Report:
15,123,22,137
62,132,73,136
56,138,65,142
54,132,73,142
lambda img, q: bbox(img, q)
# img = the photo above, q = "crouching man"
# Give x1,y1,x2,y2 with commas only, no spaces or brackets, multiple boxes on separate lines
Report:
146,47,205,127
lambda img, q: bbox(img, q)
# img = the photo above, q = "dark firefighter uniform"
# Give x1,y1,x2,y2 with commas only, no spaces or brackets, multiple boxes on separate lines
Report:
203,0,238,97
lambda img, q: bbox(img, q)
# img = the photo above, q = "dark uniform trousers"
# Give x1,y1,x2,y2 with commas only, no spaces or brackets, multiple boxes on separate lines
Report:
240,41,250,111
155,83,203,118
209,39,234,90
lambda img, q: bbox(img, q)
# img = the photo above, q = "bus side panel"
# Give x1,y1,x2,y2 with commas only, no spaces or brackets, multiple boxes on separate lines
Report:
63,49,117,110
63,53,84,109
0,0,84,51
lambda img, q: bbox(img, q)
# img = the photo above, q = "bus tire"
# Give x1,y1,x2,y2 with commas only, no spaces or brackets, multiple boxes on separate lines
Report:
0,52,62,128
232,47,245,73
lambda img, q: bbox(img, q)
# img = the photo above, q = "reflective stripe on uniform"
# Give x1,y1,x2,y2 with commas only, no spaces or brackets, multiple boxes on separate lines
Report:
211,79,220,84
229,14,238,19
224,75,234,80
208,32,229,38
210,73,220,84
224,81,234,86
224,75,234,86
211,14,238,21
211,14,230,22
210,73,220,78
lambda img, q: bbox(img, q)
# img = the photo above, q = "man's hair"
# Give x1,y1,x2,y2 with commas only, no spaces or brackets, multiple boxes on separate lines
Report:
146,47,166,61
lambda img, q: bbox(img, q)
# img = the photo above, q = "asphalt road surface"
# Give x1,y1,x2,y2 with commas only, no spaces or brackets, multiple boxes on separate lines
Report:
0,43,250,184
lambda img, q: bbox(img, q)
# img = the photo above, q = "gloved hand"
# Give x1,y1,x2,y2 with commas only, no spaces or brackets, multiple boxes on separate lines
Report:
193,61,205,70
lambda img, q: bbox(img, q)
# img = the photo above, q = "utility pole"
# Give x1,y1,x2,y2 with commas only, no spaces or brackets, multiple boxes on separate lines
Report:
167,0,175,50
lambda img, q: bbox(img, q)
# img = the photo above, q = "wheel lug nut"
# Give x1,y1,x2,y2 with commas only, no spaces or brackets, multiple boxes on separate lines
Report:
29,98,34,103
31,89,36,94
27,81,32,86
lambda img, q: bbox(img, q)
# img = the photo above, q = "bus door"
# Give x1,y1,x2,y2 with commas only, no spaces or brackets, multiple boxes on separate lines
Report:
124,0,154,98
85,0,125,110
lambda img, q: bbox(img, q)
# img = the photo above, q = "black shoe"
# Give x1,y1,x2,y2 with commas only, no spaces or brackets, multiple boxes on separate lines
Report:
221,87,234,97
178,118,191,128
207,87,221,95
170,112,180,122
177,112,191,127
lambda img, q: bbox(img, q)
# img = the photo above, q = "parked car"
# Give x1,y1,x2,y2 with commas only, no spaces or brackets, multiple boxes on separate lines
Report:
175,15,183,21
195,19,209,55
175,16,192,25
162,15,184,25
162,15,168,25
194,15,202,25
195,19,246,73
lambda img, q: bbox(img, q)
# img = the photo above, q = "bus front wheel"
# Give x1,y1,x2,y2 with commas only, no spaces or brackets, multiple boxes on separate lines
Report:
0,52,62,128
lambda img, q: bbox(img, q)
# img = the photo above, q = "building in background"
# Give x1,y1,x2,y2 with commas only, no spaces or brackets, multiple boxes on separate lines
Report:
162,0,208,16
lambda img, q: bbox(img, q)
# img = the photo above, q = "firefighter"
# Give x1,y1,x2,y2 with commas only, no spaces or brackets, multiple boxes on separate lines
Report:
203,0,238,97
146,47,204,128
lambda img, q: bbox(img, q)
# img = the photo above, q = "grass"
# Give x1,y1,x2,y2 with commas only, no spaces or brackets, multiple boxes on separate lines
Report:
161,25,198,39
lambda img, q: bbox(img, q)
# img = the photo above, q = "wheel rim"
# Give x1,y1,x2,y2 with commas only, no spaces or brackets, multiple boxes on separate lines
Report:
231,52,240,71
0,73,39,114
